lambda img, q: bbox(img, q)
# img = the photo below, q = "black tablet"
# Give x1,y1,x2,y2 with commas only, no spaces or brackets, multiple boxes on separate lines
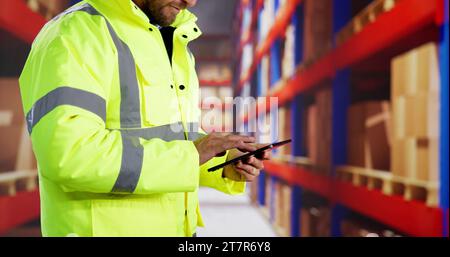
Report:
207,139,292,172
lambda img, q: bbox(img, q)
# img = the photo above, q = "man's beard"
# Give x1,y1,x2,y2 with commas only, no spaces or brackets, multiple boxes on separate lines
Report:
143,0,176,27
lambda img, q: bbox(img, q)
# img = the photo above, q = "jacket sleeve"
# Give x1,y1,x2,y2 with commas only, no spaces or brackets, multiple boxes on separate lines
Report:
19,15,199,194
198,129,246,195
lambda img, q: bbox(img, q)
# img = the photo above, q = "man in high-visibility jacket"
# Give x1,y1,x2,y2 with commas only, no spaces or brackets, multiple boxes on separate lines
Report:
19,0,270,237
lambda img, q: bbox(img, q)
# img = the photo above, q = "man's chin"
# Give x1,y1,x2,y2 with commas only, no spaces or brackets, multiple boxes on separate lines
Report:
160,17,177,27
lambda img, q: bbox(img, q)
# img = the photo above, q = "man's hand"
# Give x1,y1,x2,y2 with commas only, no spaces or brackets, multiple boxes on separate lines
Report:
193,133,257,165
222,145,272,182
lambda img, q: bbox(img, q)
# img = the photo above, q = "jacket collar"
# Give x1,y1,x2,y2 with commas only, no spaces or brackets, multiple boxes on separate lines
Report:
85,0,202,42
86,0,199,28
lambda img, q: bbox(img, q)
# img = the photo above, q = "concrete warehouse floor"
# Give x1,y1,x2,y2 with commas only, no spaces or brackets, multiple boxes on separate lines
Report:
197,187,277,237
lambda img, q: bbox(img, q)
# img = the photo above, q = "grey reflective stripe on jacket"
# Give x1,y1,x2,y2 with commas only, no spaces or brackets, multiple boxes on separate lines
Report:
26,86,106,134
74,3,143,192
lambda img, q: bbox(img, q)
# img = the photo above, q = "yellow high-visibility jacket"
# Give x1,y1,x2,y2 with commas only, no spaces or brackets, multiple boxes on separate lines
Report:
19,0,245,237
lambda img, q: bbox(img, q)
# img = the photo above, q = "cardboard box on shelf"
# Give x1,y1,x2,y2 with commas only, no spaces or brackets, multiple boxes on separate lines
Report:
249,179,258,204
316,139,332,174
365,101,391,171
300,209,311,237
392,96,406,139
417,138,439,182
348,103,366,134
274,182,292,236
301,107,308,156
404,93,440,139
316,207,331,237
391,139,406,178
347,101,391,171
348,134,367,167
347,101,392,170
281,184,292,235
317,88,332,138
274,181,282,228
391,54,409,98
391,138,439,182
404,138,439,182
390,43,441,182
314,88,332,172
300,207,331,237
415,43,440,94
303,0,333,63
347,104,363,169
391,42,440,97
306,105,318,164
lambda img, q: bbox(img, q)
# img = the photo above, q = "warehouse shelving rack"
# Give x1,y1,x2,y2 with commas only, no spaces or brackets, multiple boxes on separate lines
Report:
0,0,47,235
235,0,449,236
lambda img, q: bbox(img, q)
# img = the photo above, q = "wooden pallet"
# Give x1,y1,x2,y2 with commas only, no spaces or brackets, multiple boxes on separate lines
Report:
336,166,439,207
335,0,399,46
0,170,38,196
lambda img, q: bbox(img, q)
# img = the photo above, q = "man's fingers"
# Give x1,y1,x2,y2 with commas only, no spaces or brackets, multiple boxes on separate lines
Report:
233,165,257,182
227,140,256,153
262,150,271,160
221,138,256,152
235,161,259,176
237,141,257,152
244,156,264,170
227,135,256,143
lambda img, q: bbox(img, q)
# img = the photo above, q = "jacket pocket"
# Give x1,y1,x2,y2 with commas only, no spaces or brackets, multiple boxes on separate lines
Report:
136,64,181,126
142,84,180,126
